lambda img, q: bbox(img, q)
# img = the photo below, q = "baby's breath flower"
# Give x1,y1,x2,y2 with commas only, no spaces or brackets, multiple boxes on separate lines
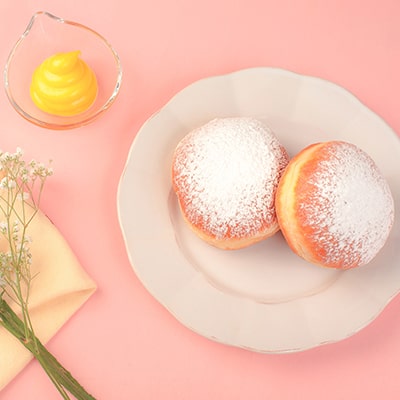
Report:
0,152,10,162
0,148,94,400
0,147,52,316
16,192,30,201
0,177,7,189
0,148,95,399
30,162,52,178
0,221,7,234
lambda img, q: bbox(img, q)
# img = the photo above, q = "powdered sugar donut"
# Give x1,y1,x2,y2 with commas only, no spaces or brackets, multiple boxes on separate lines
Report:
275,141,395,269
171,117,289,250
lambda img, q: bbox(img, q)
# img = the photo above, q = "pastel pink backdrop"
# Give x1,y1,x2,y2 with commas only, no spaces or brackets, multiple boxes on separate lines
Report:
0,0,399,399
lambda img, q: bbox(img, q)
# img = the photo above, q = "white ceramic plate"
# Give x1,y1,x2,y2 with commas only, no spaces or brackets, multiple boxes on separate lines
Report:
118,67,400,353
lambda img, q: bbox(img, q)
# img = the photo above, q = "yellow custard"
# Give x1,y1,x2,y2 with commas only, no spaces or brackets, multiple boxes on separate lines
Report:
30,51,98,116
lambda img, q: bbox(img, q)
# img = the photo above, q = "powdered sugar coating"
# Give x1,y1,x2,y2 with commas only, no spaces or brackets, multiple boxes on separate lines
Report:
172,117,289,241
298,141,394,268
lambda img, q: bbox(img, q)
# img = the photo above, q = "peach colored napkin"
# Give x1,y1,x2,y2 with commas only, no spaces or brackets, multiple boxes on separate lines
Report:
0,207,96,390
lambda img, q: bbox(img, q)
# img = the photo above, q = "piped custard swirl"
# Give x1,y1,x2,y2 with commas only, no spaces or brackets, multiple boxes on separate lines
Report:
30,50,98,116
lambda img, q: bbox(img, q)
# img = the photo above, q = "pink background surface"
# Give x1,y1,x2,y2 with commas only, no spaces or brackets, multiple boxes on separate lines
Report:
1,0,400,399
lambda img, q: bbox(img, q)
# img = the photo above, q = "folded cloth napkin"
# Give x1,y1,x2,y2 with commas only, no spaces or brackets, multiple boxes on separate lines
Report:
0,206,97,390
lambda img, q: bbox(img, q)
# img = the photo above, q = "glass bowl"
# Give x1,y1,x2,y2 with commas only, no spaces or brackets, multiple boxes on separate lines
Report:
4,11,122,129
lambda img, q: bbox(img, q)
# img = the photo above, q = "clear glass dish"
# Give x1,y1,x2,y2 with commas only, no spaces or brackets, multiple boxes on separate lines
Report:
4,11,122,129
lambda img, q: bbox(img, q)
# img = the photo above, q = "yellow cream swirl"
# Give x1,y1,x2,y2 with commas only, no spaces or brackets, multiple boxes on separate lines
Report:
30,51,98,116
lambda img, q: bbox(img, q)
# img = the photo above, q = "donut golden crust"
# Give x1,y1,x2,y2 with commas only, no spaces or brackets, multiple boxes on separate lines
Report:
171,117,289,250
275,141,395,269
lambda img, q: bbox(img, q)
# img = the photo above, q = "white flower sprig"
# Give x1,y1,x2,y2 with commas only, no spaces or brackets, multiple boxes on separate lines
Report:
0,148,95,400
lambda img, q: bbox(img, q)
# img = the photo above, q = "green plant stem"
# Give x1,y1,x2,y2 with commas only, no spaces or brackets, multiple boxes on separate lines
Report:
0,297,96,400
